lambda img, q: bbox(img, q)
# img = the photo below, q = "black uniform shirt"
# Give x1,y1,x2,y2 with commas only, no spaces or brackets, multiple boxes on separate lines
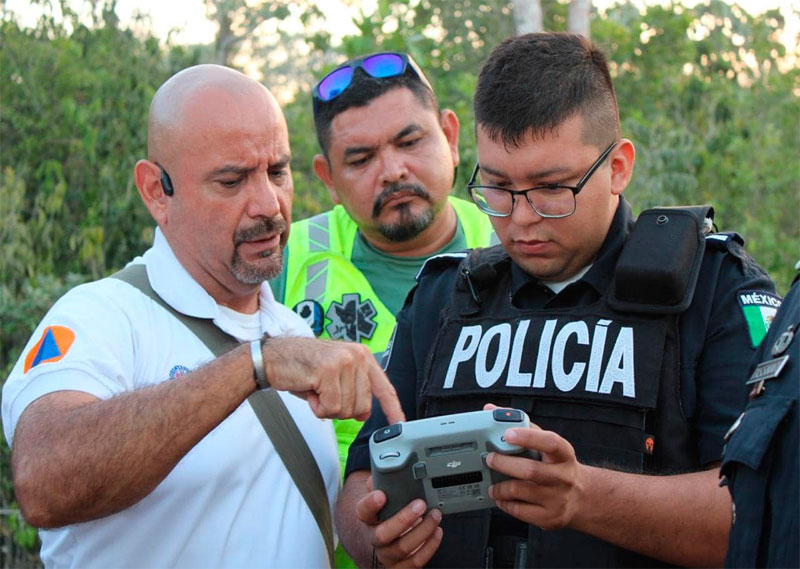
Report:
722,271,799,568
346,198,778,477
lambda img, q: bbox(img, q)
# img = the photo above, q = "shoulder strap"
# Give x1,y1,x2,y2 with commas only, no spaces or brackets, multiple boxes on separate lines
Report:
458,245,512,314
247,391,335,568
112,263,240,353
111,264,335,567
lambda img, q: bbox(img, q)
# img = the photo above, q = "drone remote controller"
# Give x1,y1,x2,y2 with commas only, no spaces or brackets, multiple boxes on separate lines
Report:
369,408,540,520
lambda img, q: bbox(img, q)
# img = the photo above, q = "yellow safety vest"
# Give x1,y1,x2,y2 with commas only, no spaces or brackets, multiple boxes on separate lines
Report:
283,196,494,568
282,197,495,468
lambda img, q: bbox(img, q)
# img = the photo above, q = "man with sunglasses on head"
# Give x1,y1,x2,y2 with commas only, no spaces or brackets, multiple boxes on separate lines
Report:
2,64,405,569
270,54,495,466
336,33,779,569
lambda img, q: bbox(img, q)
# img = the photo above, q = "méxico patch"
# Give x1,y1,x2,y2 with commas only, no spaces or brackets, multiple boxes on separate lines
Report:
738,290,782,347
24,325,76,373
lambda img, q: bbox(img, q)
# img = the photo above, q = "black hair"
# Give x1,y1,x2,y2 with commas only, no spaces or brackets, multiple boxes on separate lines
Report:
474,33,620,149
313,67,440,157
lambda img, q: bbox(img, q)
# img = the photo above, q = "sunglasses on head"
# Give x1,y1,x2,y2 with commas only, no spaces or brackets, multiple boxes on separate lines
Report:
312,52,432,114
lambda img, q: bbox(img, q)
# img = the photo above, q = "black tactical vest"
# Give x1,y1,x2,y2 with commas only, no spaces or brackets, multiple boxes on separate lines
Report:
419,207,713,568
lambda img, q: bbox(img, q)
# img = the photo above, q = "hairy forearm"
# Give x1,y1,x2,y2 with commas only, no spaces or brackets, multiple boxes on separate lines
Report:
12,345,256,528
572,465,731,567
336,471,375,568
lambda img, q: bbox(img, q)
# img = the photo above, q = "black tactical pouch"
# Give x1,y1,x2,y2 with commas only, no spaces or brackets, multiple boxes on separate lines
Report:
609,205,714,314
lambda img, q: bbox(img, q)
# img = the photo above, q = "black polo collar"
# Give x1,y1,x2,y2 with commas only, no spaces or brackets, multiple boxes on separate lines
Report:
509,197,635,302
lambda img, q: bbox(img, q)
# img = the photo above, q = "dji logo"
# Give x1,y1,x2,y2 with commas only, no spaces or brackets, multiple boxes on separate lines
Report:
446,461,461,469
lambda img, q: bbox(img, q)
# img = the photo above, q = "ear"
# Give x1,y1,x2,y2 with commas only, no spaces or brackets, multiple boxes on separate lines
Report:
312,154,339,204
609,139,635,196
134,159,170,225
440,109,460,167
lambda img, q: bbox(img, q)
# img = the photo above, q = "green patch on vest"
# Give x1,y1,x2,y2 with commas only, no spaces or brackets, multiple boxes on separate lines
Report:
738,290,782,347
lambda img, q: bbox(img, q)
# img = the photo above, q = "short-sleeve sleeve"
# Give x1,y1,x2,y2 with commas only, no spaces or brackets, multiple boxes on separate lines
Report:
2,281,140,443
683,239,778,465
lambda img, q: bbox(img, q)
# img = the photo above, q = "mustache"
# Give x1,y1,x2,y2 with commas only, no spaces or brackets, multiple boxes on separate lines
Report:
234,215,287,246
372,183,431,218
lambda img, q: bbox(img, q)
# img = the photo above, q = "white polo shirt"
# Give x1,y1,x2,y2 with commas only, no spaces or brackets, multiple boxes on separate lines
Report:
2,229,340,569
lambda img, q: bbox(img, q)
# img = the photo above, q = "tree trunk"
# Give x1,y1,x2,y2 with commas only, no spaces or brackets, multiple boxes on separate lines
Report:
512,0,543,35
214,11,239,66
567,0,591,39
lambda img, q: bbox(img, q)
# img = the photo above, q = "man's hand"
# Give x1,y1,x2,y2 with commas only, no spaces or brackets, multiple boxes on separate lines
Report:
483,403,730,566
262,337,405,424
356,478,443,569
487,426,584,530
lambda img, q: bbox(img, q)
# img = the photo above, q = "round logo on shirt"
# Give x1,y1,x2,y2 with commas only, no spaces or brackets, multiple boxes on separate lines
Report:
169,365,191,379
293,299,325,336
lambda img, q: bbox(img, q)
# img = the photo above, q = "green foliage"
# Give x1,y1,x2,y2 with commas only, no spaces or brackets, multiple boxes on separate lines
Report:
284,0,517,203
1,2,200,374
600,0,799,292
1,2,201,560
6,509,38,550
1,426,40,566
1,6,200,285
282,1,799,288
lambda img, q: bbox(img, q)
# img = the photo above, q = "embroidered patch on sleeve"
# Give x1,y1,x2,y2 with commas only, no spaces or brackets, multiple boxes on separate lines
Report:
738,291,782,347
293,299,324,337
23,325,76,373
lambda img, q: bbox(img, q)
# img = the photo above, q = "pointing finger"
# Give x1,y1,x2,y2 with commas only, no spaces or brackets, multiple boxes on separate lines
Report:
369,367,406,424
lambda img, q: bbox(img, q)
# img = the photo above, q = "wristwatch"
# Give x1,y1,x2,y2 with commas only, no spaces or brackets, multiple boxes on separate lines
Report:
249,334,270,390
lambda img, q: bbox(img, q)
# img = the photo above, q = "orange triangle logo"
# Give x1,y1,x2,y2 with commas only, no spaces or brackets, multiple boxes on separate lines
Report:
24,326,76,373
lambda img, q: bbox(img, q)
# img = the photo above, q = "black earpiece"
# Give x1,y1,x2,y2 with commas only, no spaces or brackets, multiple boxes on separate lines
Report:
156,163,174,196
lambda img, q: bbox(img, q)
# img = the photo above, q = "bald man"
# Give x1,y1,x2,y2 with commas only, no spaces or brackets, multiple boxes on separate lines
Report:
1,64,403,569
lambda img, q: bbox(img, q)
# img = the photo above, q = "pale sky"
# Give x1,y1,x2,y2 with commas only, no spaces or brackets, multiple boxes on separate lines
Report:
5,0,798,50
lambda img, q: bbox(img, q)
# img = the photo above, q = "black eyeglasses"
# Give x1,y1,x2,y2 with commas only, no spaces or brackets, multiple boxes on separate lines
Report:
467,141,617,218
312,52,432,116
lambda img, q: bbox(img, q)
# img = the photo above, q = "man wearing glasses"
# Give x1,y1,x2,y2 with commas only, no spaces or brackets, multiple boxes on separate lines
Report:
270,54,495,464
337,33,779,568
